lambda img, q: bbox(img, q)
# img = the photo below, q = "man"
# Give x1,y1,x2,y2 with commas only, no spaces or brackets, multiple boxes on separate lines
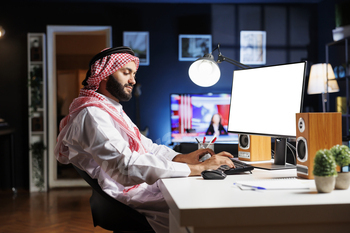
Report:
55,46,234,233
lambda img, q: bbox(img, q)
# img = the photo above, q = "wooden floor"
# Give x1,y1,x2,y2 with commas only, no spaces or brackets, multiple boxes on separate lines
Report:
0,188,111,233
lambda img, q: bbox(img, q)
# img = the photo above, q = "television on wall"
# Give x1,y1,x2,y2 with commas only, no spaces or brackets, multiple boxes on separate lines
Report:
170,93,238,143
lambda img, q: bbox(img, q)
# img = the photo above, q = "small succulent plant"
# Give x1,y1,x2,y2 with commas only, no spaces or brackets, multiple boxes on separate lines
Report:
313,149,337,177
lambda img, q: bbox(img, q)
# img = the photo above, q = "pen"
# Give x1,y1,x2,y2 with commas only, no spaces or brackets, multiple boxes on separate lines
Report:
206,137,217,149
234,183,266,190
203,136,206,144
196,138,205,149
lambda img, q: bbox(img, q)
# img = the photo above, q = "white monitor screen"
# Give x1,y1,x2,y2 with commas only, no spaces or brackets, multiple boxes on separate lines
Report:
228,61,306,138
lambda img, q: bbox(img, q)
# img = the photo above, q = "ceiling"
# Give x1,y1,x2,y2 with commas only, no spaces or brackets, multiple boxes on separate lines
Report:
25,0,324,3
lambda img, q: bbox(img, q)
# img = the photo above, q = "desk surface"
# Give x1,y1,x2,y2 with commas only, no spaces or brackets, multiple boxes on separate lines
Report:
160,168,350,232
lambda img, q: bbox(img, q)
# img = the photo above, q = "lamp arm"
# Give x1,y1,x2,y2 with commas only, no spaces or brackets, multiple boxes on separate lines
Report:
217,53,251,69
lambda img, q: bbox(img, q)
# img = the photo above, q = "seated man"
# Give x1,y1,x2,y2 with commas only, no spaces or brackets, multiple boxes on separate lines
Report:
54,46,234,233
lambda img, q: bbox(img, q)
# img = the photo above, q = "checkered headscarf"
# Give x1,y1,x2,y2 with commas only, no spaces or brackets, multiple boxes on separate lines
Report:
83,48,139,91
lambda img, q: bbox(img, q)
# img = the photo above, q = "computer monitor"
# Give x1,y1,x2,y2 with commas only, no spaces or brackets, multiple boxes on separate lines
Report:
227,61,307,168
170,93,238,143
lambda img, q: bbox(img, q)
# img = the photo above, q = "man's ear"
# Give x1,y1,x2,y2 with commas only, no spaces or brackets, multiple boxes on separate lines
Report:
97,76,109,94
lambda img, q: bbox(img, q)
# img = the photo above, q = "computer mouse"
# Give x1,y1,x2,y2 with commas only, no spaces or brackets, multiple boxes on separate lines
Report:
201,169,227,180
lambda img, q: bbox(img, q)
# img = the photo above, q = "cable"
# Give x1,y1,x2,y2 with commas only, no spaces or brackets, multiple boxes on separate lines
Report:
286,141,296,165
271,140,296,164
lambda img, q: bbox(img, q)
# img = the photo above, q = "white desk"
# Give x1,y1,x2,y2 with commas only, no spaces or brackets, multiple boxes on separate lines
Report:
159,168,350,233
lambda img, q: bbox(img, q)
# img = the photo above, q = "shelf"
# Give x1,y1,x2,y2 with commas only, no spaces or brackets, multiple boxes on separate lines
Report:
31,131,45,135
326,37,350,139
28,33,47,192
327,37,350,46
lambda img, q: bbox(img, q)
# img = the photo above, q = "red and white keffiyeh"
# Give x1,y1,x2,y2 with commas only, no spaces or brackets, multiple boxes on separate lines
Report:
84,50,139,91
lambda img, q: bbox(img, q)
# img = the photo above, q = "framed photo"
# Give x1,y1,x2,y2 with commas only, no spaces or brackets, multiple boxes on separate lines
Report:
123,31,149,66
240,31,266,65
179,35,212,61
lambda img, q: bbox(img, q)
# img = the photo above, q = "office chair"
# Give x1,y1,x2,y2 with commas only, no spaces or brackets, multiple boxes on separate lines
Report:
73,165,155,233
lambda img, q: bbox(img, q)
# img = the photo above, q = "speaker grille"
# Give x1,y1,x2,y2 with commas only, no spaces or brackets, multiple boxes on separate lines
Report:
239,134,250,149
296,137,308,162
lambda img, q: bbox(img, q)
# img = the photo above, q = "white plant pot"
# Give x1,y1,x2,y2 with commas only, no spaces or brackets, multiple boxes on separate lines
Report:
314,176,336,193
335,172,350,190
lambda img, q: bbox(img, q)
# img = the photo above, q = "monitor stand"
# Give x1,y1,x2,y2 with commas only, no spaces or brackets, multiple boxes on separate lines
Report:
250,138,296,170
250,162,296,170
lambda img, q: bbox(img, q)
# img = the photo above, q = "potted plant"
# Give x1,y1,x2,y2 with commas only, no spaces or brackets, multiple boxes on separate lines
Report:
313,149,337,193
330,144,350,190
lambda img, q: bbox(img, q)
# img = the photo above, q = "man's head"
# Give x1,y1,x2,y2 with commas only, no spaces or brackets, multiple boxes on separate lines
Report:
105,61,137,102
82,46,139,102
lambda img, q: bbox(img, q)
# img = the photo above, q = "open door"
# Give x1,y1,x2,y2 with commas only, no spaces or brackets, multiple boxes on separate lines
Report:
47,25,112,188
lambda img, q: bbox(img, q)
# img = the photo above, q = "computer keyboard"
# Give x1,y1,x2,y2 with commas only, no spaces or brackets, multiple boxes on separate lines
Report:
224,158,254,175
201,159,254,180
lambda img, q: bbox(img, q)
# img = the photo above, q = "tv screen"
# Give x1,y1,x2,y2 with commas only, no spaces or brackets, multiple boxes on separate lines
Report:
170,93,238,143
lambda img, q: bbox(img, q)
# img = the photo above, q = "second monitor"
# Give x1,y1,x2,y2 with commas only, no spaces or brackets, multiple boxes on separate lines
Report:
228,61,307,168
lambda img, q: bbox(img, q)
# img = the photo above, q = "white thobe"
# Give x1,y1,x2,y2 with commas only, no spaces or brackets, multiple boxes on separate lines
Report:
55,96,191,233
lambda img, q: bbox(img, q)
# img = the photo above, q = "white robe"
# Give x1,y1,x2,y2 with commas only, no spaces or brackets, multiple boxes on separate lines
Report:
54,96,191,233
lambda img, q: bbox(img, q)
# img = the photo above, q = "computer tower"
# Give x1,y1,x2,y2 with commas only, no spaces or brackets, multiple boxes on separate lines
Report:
296,112,342,179
238,134,271,161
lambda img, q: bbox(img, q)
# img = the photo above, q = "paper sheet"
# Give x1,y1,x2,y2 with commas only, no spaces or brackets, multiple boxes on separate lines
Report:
234,178,311,190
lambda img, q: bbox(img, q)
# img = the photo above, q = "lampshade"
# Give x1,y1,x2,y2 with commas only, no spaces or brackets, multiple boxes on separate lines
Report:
0,26,5,37
188,54,221,87
307,63,339,94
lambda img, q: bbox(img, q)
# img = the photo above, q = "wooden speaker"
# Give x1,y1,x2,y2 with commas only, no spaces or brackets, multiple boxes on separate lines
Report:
238,134,271,161
296,112,342,179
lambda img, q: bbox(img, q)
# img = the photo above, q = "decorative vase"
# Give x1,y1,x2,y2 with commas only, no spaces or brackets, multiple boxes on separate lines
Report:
335,172,350,190
314,176,336,193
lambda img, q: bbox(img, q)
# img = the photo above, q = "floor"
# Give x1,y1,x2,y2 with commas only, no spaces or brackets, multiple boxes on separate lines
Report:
0,188,110,233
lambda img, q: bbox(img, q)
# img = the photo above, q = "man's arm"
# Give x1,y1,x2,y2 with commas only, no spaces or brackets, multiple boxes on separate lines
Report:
63,107,191,186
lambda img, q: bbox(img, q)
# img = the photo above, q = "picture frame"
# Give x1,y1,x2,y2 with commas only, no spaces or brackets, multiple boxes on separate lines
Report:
123,31,149,66
240,31,266,65
179,34,212,61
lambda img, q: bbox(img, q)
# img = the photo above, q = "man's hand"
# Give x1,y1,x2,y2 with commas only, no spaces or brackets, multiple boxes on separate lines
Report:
188,151,235,176
172,148,215,164
173,150,235,176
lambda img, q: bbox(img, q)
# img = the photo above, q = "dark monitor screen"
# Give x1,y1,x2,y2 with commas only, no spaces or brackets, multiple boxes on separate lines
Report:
170,93,238,143
228,61,306,138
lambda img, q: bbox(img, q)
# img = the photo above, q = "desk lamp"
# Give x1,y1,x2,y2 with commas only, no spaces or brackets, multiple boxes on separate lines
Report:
307,63,339,112
188,43,251,87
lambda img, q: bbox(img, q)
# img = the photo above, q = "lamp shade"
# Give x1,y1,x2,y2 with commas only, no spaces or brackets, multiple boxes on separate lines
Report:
188,54,221,87
307,63,339,94
0,26,5,37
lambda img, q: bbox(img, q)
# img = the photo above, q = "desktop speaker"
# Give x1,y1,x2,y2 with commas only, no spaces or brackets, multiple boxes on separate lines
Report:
238,134,271,161
296,112,342,179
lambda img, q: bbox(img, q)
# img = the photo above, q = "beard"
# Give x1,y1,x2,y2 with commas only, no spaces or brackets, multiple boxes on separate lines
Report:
106,75,133,102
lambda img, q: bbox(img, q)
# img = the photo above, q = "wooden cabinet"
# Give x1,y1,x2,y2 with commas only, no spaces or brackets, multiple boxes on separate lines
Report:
28,33,47,192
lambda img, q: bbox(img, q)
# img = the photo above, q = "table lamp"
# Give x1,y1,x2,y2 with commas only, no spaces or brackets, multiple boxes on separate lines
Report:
188,43,250,87
307,63,339,112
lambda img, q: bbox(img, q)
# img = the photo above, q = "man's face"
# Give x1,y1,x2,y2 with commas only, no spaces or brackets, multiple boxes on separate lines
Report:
106,61,137,102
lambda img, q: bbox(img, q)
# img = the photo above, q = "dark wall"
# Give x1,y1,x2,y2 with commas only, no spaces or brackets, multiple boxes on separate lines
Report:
0,0,340,190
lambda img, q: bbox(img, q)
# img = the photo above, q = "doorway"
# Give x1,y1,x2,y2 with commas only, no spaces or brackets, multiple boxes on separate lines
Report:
47,25,112,188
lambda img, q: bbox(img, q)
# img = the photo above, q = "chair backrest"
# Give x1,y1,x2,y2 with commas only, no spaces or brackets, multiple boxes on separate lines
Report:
73,165,155,233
